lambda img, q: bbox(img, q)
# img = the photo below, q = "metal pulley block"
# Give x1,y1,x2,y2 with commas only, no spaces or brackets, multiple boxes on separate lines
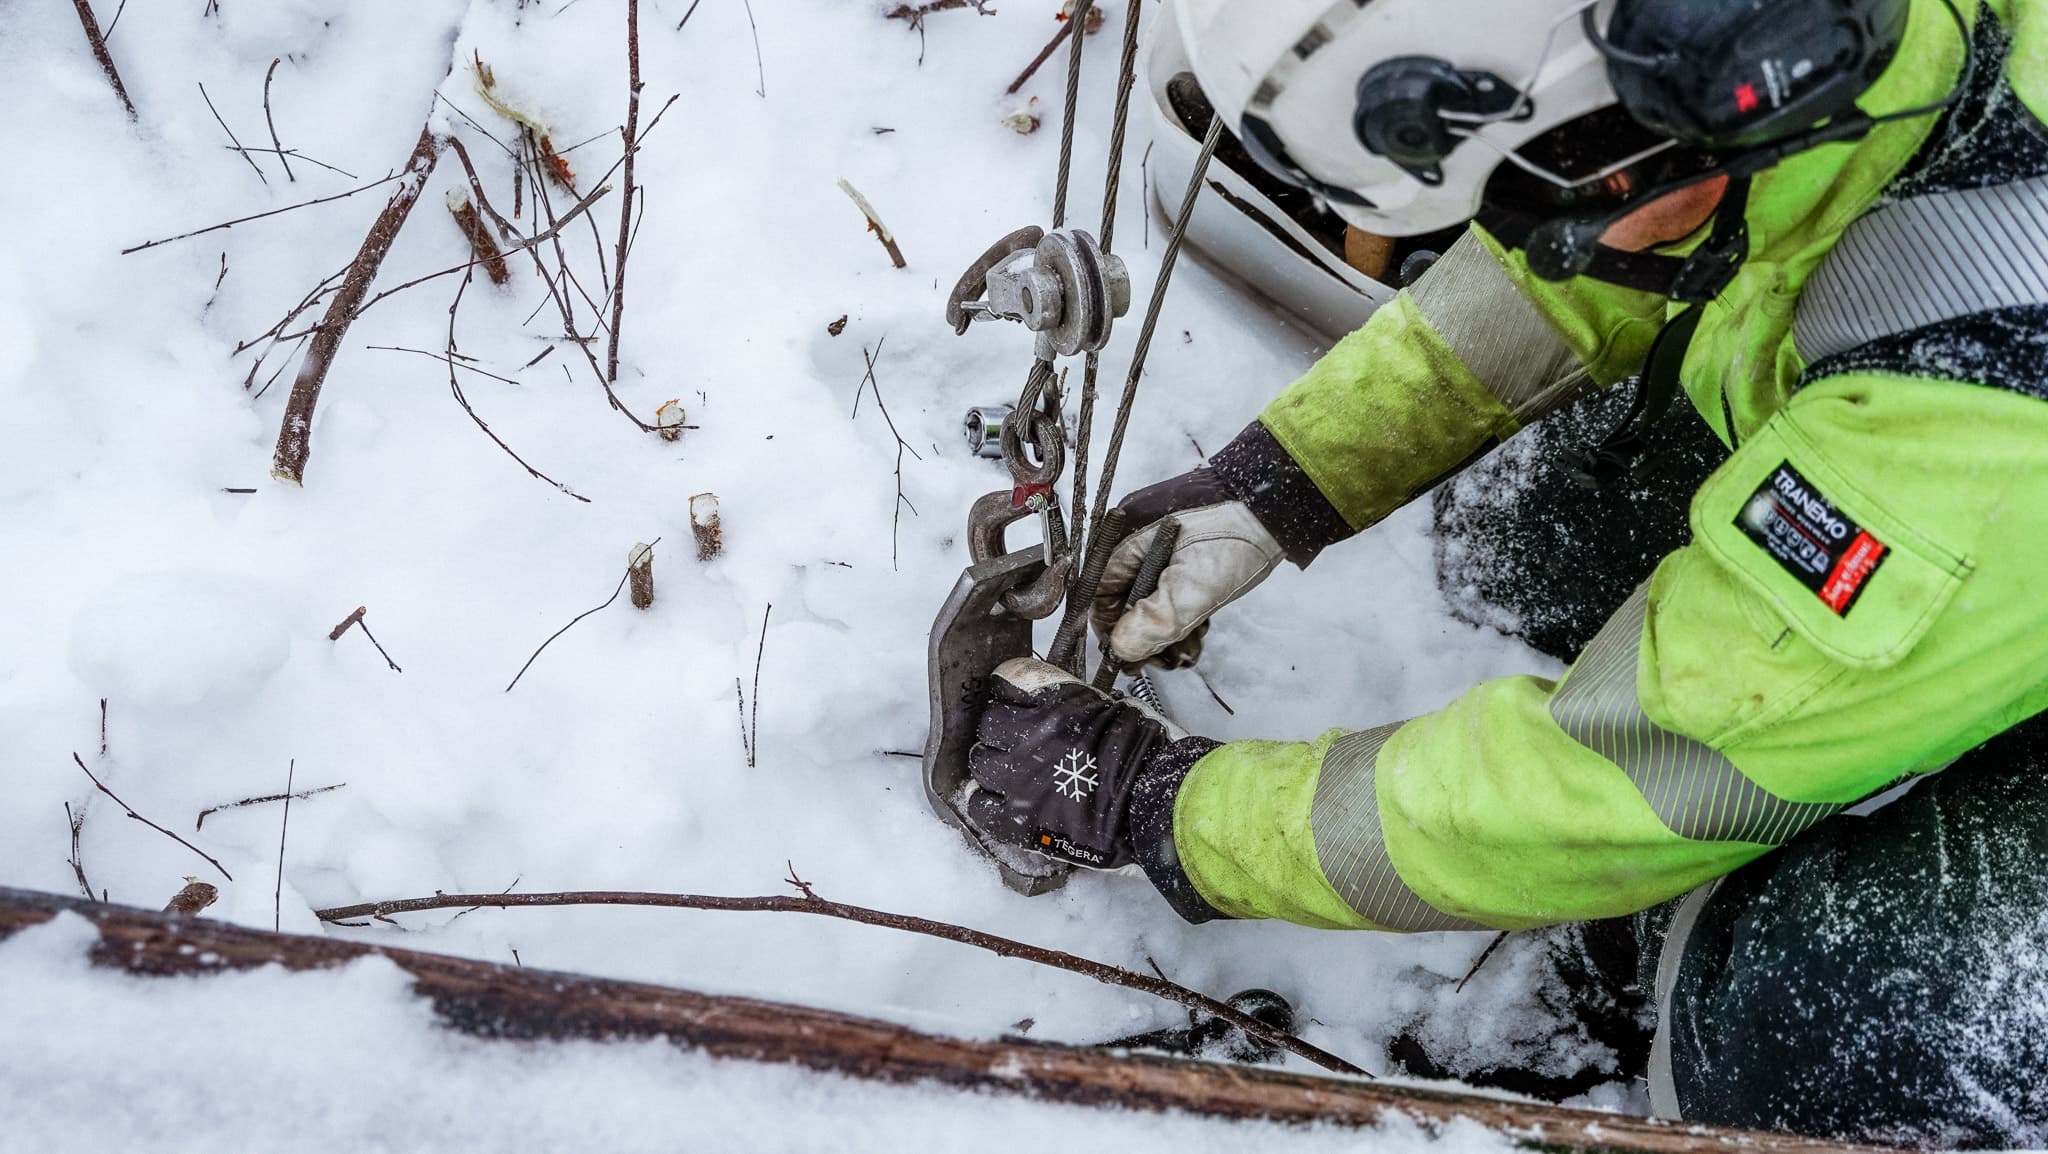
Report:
947,227,1132,358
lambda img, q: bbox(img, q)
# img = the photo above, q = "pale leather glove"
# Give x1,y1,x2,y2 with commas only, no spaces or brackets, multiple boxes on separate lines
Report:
1091,467,1285,668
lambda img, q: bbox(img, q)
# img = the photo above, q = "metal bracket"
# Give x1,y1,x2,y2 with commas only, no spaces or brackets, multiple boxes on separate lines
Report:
947,228,1132,357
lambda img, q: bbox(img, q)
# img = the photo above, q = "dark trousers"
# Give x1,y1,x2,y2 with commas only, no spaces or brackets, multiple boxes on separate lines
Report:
1431,388,2048,1149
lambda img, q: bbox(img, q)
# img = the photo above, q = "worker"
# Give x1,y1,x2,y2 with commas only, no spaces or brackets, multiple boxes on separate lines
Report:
961,0,2048,1143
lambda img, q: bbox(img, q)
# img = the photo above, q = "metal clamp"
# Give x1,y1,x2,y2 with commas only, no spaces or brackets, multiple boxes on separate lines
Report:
947,228,1132,358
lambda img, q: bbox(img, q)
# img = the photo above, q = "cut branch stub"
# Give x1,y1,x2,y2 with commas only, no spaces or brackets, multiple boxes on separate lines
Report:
447,187,510,286
657,400,687,442
270,125,442,487
690,493,722,561
164,880,219,915
628,542,655,610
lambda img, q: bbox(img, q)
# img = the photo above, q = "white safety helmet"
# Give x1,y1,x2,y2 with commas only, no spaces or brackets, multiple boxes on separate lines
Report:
1171,0,1664,237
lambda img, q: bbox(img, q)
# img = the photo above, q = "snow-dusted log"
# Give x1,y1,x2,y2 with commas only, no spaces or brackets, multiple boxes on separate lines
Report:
0,887,1882,1154
270,126,441,486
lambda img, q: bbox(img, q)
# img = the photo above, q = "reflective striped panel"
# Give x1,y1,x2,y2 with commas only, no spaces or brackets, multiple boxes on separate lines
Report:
1410,230,1589,422
1551,589,1841,845
1795,175,2048,363
1310,723,1489,932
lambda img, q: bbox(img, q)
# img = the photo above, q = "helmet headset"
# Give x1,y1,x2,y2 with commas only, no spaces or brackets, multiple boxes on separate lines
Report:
1211,0,1971,293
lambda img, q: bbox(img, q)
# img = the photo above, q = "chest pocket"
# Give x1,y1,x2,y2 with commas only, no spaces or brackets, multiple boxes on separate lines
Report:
1689,413,1973,670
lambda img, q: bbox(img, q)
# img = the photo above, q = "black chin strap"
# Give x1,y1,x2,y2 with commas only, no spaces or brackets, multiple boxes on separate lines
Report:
1560,177,1751,488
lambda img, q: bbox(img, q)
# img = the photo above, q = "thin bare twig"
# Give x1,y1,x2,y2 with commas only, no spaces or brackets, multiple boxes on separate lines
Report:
505,542,659,692
351,176,614,320
445,272,592,500
741,0,765,98
123,174,403,255
102,0,130,39
327,605,405,670
195,783,345,831
199,82,268,184
674,0,706,29
273,759,294,931
71,753,232,881
99,698,108,757
70,0,136,120
312,878,1364,1077
64,803,96,901
748,603,770,767
262,58,296,182
853,340,920,569
1456,931,1511,994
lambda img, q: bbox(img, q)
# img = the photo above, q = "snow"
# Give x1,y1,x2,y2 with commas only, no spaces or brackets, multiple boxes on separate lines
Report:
3,0,1586,1143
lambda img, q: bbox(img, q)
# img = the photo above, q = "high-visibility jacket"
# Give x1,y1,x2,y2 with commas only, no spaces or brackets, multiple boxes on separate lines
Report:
1131,0,2048,930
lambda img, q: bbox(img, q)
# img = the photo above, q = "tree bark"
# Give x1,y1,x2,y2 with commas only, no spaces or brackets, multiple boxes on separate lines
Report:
0,887,1881,1154
270,126,441,486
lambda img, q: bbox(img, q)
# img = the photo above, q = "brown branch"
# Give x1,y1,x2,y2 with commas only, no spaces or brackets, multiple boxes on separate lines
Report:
270,125,441,486
124,175,403,255
1,887,1888,1154
199,82,268,185
328,604,405,670
70,0,136,120
262,58,295,182
444,136,518,237
71,753,232,881
605,0,644,397
314,881,1359,1076
164,880,217,915
1007,14,1075,94
195,783,345,831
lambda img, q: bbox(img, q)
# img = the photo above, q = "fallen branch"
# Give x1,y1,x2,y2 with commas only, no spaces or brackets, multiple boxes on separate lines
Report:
737,604,771,767
886,0,995,64
195,783,345,831
1006,6,1101,95
70,0,136,120
504,543,658,692
0,887,1887,1154
837,178,906,269
71,753,232,881
317,872,1356,1076
271,125,441,486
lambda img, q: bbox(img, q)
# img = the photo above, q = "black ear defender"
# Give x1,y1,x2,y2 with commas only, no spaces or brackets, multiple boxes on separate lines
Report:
1352,57,1526,185
1589,0,1914,150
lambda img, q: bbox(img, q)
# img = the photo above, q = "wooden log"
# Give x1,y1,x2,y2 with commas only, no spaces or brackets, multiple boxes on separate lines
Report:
270,126,441,486
0,887,1881,1154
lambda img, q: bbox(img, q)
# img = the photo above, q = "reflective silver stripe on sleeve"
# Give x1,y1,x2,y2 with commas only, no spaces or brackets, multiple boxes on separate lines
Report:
1551,588,1842,845
1408,229,1591,422
1310,723,1490,932
1795,174,2048,363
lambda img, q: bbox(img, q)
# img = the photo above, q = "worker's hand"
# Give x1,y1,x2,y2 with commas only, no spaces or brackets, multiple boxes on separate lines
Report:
1092,467,1285,668
964,658,1178,870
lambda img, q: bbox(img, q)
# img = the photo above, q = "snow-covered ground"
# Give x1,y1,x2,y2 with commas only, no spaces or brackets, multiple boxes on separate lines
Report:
2,0,1581,1143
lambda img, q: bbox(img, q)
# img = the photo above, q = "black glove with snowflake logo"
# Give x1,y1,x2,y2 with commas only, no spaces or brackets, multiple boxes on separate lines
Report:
965,657,1184,870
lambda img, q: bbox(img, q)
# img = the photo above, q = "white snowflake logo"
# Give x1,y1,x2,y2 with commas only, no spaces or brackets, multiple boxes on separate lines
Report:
1052,749,1099,803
